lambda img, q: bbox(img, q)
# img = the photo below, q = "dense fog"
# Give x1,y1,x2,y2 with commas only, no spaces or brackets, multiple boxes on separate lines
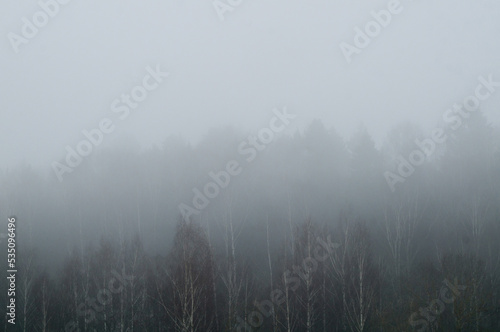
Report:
2,0,500,331
1,111,500,330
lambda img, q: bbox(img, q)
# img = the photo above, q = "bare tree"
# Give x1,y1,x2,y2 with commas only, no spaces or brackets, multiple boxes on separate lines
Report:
18,248,37,332
344,223,378,332
294,218,321,332
219,210,246,330
163,219,216,332
327,218,378,332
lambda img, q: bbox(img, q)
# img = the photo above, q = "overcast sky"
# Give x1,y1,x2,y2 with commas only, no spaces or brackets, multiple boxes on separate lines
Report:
1,0,499,171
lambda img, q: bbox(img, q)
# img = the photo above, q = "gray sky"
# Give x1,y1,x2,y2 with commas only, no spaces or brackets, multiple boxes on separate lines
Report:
1,0,499,171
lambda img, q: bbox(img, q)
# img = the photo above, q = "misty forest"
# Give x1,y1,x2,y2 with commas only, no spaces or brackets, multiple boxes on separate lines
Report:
1,111,500,331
